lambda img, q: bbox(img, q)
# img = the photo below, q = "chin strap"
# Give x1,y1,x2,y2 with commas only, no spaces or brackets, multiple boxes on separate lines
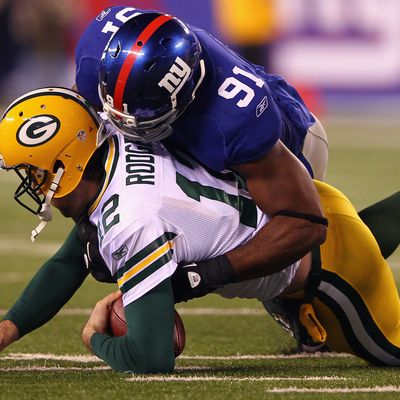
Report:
31,167,64,242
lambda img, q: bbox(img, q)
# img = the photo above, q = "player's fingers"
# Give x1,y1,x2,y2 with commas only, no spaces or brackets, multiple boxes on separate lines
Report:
102,290,122,307
110,290,122,301
94,291,122,313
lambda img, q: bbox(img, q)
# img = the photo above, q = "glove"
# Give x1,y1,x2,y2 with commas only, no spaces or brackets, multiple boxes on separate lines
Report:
171,262,215,303
76,216,116,283
171,255,235,303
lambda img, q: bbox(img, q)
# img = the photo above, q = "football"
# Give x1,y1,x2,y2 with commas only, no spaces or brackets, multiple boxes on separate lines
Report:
109,297,186,357
109,296,127,337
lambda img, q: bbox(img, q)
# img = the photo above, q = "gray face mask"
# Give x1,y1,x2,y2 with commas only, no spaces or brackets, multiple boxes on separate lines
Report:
106,109,176,143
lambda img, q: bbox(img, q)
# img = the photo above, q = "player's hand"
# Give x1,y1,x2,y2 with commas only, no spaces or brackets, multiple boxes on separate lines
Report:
0,320,20,351
82,290,122,352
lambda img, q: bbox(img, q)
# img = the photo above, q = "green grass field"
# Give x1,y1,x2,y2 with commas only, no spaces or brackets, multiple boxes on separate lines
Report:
0,118,399,399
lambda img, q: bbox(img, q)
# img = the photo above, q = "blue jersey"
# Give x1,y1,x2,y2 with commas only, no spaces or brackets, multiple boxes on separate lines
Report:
75,7,315,173
169,28,314,171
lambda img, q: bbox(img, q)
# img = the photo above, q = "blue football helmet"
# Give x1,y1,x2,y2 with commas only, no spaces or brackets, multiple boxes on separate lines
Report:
99,12,205,142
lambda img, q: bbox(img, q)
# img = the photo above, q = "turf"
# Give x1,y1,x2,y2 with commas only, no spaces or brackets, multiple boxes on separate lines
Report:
0,118,399,399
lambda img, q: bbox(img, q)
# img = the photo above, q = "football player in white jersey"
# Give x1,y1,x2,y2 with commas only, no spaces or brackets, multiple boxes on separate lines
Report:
0,87,301,371
0,88,400,372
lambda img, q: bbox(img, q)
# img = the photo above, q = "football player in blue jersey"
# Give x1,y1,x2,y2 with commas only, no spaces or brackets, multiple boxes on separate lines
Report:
0,7,396,358
74,6,399,350
76,7,329,298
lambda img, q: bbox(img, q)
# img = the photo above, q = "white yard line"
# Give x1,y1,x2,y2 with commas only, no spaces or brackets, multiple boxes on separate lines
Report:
0,366,110,372
266,386,400,393
179,353,352,360
2,352,352,363
126,376,351,382
0,238,60,256
2,352,383,391
2,353,102,363
5,364,395,396
1,236,398,263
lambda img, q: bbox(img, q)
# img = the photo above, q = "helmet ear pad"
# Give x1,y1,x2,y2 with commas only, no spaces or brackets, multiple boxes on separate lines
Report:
99,12,204,141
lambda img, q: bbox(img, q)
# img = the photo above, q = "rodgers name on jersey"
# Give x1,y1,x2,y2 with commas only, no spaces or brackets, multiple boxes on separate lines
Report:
125,141,156,186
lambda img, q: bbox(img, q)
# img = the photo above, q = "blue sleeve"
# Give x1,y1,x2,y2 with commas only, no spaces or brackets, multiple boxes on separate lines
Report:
75,6,143,108
170,29,314,170
91,279,175,373
226,92,283,165
171,28,285,169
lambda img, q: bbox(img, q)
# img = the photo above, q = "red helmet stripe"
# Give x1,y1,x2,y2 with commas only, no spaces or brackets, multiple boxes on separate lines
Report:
113,14,173,112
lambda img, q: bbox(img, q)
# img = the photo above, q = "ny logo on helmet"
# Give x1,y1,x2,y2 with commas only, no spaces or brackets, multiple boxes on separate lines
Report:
158,57,191,108
16,115,60,147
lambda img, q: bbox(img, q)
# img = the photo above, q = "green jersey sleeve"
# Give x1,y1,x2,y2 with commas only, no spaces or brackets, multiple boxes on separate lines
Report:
3,226,89,336
91,278,175,373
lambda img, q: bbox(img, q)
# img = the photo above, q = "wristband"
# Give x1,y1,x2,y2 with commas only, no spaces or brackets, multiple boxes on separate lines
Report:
275,210,328,226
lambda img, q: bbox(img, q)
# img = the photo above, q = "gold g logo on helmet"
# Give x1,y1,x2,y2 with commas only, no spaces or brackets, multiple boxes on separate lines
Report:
16,114,61,147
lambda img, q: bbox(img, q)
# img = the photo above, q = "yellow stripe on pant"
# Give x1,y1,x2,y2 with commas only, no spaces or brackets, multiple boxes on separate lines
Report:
313,181,400,365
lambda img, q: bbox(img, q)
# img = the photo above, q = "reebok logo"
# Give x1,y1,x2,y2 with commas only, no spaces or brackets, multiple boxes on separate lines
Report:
112,245,128,260
256,96,268,117
96,8,111,21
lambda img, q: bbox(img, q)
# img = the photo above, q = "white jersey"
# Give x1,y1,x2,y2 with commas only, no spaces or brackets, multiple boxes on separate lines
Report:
89,128,300,306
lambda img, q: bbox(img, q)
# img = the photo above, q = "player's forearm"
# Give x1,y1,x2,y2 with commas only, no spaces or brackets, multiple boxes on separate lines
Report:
4,258,88,336
3,226,89,336
226,215,326,280
85,280,175,373
90,333,146,372
90,332,174,373
230,141,327,279
172,218,325,303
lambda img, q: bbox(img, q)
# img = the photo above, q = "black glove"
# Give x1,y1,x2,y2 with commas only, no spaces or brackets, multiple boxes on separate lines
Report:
76,216,116,283
171,255,235,303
